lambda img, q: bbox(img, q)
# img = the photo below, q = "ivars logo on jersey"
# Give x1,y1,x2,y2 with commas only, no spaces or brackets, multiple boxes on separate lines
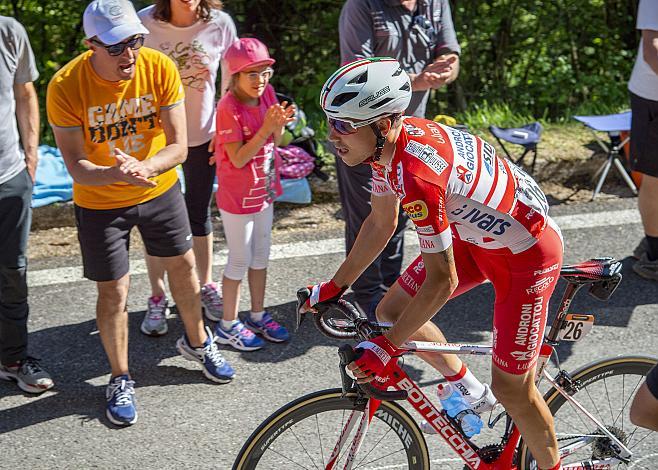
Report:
402,200,428,221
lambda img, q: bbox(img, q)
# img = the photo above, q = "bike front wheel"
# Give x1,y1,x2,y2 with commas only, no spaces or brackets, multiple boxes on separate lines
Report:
233,388,430,470
519,355,658,470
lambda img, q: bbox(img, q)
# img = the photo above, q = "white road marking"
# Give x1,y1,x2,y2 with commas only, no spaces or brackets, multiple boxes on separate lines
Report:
28,208,641,288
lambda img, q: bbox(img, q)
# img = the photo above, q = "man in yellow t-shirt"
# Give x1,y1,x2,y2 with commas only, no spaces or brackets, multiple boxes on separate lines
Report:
46,0,234,427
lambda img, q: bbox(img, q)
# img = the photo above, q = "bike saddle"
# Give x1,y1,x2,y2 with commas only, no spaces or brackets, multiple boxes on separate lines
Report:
560,257,622,282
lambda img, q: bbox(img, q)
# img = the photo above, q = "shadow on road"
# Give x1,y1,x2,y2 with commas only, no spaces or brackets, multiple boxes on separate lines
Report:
1,255,654,434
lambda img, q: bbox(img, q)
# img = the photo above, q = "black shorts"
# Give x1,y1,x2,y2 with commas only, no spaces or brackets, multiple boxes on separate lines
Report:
181,141,215,236
647,364,658,400
75,182,193,282
630,92,658,178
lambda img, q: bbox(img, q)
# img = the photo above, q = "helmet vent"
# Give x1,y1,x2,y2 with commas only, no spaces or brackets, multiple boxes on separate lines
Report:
370,97,394,109
392,67,403,77
331,92,359,107
399,82,411,92
348,71,368,84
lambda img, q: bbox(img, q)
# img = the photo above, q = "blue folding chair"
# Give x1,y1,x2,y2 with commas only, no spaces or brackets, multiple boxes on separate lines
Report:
488,122,542,173
573,112,638,200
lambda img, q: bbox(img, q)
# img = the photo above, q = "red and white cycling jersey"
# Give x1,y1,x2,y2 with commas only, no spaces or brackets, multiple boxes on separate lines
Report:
372,117,551,255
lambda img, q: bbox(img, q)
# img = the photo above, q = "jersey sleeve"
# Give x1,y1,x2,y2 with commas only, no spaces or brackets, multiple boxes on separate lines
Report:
158,54,185,109
371,167,393,196
12,19,39,84
46,78,82,129
402,174,452,253
215,96,244,145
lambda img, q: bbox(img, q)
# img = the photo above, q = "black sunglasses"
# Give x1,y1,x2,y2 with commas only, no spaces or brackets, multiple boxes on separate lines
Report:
91,35,144,56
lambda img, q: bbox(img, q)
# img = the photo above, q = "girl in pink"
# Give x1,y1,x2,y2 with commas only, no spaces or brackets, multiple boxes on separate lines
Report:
213,38,294,351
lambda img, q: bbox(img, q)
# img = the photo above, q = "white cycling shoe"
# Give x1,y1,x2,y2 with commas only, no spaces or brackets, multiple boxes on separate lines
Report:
420,384,497,435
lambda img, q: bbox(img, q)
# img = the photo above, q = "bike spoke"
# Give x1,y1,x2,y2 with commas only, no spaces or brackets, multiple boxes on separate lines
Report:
602,377,614,424
289,426,321,470
612,375,643,430
355,447,410,469
628,427,654,450
315,413,326,467
354,425,393,468
583,384,605,426
266,445,319,470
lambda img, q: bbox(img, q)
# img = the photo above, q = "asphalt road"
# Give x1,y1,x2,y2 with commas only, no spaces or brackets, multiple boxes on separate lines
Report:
1,197,657,469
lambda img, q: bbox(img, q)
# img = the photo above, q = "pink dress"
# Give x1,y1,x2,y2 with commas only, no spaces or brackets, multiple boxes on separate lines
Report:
215,84,283,214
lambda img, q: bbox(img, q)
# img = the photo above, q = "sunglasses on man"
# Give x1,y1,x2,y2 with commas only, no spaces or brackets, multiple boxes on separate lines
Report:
90,35,145,56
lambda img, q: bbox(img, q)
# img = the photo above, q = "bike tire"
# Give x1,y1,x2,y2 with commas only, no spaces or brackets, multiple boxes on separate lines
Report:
233,388,430,470
518,355,658,470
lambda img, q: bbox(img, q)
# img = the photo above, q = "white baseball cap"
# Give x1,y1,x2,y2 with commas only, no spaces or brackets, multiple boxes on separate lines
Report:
83,0,149,45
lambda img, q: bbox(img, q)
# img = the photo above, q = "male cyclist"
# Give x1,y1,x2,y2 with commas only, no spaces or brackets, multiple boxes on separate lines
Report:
302,58,563,470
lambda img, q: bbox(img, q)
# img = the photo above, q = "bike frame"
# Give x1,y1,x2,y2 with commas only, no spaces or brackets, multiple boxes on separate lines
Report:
329,278,632,470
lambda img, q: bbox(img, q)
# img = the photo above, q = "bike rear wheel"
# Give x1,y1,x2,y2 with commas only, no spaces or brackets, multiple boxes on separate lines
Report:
233,388,430,469
519,355,658,469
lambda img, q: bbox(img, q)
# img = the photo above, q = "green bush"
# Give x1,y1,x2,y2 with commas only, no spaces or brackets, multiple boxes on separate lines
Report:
2,0,640,145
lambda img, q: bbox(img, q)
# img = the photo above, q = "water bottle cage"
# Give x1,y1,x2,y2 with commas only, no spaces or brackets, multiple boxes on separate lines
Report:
453,408,478,422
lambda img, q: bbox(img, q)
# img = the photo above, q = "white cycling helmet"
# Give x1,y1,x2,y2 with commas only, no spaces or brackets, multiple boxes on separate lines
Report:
320,57,412,124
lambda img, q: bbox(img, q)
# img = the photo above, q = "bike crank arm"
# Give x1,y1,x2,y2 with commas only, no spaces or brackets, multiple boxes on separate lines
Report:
543,369,632,463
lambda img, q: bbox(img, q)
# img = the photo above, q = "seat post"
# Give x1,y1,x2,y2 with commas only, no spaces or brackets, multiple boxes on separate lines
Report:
545,281,584,342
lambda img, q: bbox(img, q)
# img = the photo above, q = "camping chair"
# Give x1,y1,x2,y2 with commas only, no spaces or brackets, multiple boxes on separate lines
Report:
488,122,542,173
573,112,638,200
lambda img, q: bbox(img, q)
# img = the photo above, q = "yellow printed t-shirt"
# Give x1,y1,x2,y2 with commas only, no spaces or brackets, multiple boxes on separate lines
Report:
47,47,184,210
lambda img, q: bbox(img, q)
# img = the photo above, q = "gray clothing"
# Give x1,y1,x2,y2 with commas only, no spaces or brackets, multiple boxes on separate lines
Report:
0,16,38,185
0,168,32,364
339,0,460,118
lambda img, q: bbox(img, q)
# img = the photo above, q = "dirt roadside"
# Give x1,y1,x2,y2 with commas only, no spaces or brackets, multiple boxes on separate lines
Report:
28,124,638,261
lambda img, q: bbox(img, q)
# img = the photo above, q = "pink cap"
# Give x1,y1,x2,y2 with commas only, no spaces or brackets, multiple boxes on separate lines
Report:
224,38,275,75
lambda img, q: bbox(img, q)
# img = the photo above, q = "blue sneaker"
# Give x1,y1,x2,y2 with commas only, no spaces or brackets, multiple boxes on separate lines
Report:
215,320,265,351
176,327,235,383
106,375,137,426
245,312,290,342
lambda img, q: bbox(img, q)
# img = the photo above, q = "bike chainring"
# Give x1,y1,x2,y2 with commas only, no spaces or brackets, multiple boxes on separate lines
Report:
462,444,504,469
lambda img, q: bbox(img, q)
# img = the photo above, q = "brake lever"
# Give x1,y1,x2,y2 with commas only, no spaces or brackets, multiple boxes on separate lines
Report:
296,288,311,331
337,344,408,401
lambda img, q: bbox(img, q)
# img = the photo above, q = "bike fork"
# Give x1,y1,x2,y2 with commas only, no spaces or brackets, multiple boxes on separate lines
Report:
325,398,382,470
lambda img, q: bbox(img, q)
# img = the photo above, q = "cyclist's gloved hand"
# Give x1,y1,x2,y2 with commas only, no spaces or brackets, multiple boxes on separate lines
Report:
303,280,346,312
350,335,402,383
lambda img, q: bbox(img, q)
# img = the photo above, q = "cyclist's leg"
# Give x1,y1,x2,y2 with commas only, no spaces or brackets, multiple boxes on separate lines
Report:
630,364,658,431
485,225,563,470
376,237,486,376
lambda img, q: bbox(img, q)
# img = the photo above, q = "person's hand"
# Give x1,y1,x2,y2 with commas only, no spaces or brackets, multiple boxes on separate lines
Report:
262,101,296,136
347,335,402,384
113,148,157,187
300,279,347,313
208,134,216,165
25,153,38,183
413,55,458,90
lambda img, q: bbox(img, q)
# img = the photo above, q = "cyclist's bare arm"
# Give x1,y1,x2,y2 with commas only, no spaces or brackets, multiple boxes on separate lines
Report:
333,191,399,287
385,246,458,347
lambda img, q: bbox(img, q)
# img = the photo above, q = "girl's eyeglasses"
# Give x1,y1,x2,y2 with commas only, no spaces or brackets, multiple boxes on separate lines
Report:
90,35,145,56
245,68,274,81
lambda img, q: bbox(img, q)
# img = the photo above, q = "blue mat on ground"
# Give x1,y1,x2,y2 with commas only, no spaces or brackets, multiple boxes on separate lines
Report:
32,145,73,208
33,148,311,208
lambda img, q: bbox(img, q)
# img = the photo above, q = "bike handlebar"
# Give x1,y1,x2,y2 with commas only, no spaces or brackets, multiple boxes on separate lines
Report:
297,288,408,401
